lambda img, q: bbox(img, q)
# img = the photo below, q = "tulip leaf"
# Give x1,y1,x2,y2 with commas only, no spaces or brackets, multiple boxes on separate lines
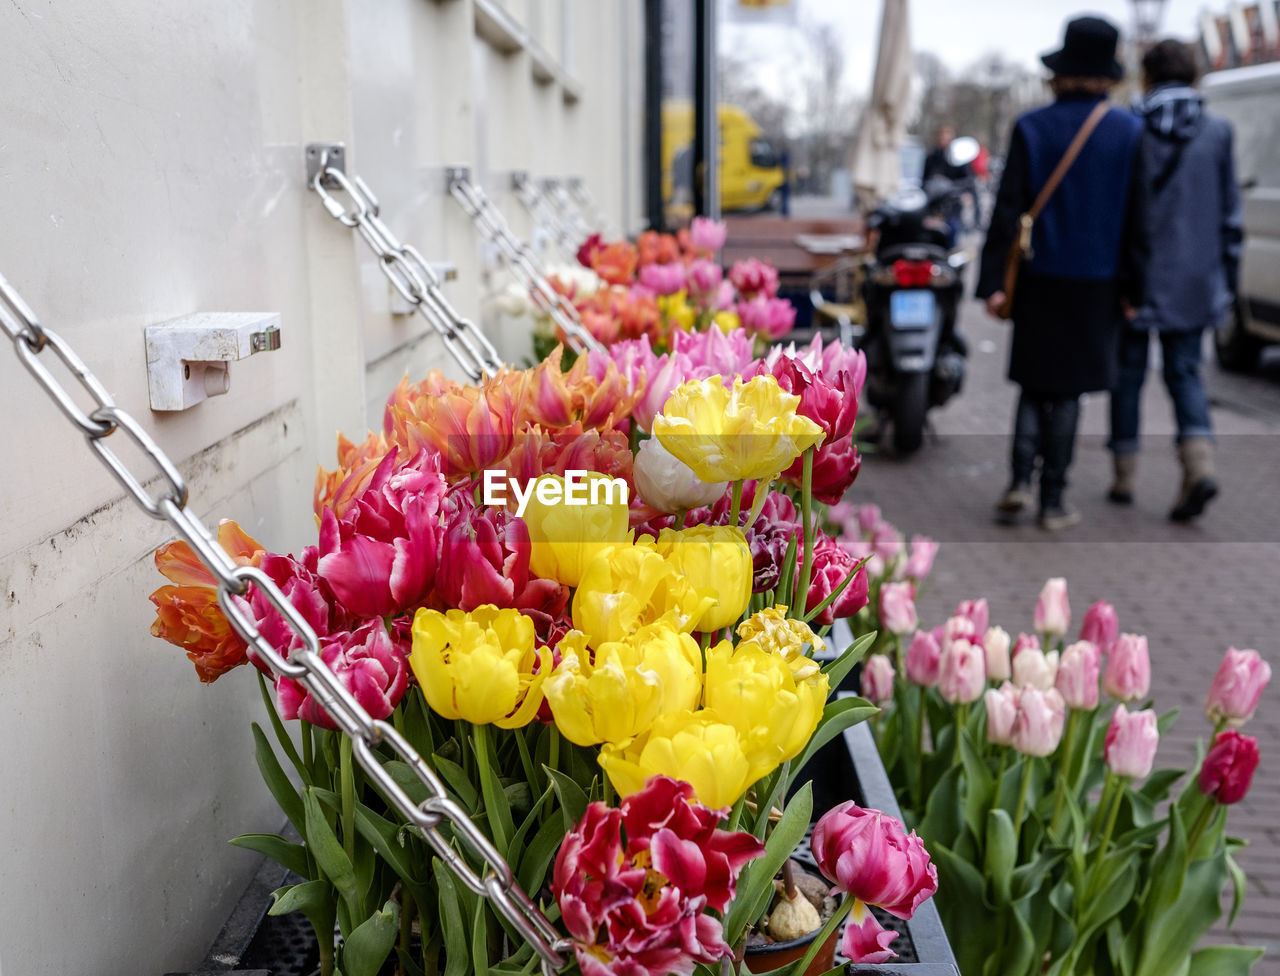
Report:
984,809,1017,905
517,806,570,896
303,787,360,920
1225,850,1247,926
1186,945,1266,976
229,832,311,878
341,898,399,976
918,765,964,849
725,781,812,947
434,858,472,976
269,879,335,953
544,765,589,831
1139,767,1185,803
928,841,992,976
1135,849,1230,976
352,804,432,908
793,697,879,770
1010,849,1066,902
430,753,480,811
819,631,875,693
257,671,308,782
252,723,306,837
960,729,994,841
470,893,492,976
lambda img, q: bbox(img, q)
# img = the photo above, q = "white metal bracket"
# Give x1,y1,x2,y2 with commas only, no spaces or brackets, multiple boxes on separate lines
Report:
145,313,282,411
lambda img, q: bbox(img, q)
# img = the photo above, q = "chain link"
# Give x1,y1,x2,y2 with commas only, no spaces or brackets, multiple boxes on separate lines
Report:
448,175,605,357
309,159,506,383
0,272,566,975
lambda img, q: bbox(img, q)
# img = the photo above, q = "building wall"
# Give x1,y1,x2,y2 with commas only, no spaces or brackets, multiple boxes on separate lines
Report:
0,2,641,973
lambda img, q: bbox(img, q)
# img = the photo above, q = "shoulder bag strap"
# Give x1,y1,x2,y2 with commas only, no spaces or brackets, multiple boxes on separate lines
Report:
1028,100,1112,220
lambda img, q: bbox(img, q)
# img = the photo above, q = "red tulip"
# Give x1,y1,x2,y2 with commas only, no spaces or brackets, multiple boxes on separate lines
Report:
1199,729,1260,804
804,535,870,625
728,257,779,299
276,618,409,730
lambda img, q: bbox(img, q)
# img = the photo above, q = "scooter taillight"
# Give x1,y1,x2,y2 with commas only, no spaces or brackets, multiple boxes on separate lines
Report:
892,259,936,287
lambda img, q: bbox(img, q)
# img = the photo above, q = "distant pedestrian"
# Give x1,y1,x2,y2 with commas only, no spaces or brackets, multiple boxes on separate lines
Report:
923,123,973,243
1107,39,1242,522
977,15,1144,530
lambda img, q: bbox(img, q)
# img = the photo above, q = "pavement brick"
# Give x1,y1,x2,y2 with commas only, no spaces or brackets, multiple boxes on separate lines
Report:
849,293,1280,972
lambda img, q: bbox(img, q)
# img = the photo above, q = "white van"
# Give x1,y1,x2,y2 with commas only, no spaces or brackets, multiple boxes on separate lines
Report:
1202,61,1280,369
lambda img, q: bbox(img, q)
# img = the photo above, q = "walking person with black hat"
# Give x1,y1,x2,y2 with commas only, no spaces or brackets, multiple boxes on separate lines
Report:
1106,39,1242,522
977,15,1145,530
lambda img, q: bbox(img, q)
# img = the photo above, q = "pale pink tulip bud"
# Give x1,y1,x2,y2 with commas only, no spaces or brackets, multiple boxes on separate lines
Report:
954,598,990,636
1104,704,1159,779
939,638,986,704
1104,634,1151,703
1056,640,1101,710
1012,647,1059,692
1012,687,1066,757
903,535,938,580
983,626,1012,681
861,654,896,705
1012,632,1040,657
985,682,1020,746
942,614,978,648
857,504,882,536
1079,600,1119,654
1204,647,1272,727
1035,578,1070,637
905,629,941,687
879,581,918,636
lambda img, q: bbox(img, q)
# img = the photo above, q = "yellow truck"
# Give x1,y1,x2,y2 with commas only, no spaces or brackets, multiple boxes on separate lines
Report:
662,103,787,213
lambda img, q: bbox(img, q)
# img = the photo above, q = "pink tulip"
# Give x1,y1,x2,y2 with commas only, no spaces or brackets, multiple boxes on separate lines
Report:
728,257,779,299
316,449,443,619
1079,600,1119,653
1199,729,1261,805
984,626,1012,682
689,216,728,253
857,504,883,536
1013,647,1059,692
842,904,900,963
879,581,918,636
903,535,939,580
276,618,409,730
804,432,863,506
1012,632,1041,657
1012,687,1066,757
1035,578,1071,637
804,535,871,625
1104,633,1151,703
1056,640,1101,710
811,801,938,919
1204,647,1272,727
669,325,754,379
685,259,724,302
939,638,986,704
769,331,868,397
862,654,896,704
638,261,687,296
985,682,1020,745
955,598,990,636
871,522,904,566
232,548,351,674
905,629,942,687
942,614,979,650
735,294,796,340
1104,704,1159,779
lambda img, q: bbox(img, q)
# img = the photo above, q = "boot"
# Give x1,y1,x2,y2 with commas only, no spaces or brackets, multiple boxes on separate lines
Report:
1170,438,1218,522
1108,453,1137,505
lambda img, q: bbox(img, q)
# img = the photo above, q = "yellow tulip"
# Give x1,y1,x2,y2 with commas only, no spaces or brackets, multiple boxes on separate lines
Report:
653,525,752,632
409,605,544,728
521,473,631,587
712,310,741,334
736,606,826,678
571,538,716,646
658,292,696,332
599,708,777,809
544,624,703,746
704,638,828,764
652,375,825,483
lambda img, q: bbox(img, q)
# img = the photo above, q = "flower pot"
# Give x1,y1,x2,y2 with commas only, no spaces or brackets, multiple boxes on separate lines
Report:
743,864,842,976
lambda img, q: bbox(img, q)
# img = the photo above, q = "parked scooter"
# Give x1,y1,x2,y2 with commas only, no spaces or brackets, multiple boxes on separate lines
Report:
858,137,977,454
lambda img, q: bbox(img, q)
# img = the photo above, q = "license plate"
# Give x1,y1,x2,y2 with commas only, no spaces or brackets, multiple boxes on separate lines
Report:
890,290,936,329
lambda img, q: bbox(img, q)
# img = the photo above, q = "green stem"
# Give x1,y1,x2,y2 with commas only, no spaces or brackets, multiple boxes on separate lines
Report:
792,449,816,619
729,479,744,528
994,748,1009,794
549,726,561,774
302,720,314,776
340,734,356,865
1186,795,1217,857
675,506,688,530
1086,772,1126,901
790,894,856,975
473,723,510,854
398,885,416,973
910,683,926,811
954,702,969,766
1051,710,1080,833
1012,757,1035,850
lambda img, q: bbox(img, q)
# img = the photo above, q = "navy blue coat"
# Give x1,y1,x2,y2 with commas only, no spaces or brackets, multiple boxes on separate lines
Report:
1130,85,1242,333
979,95,1145,394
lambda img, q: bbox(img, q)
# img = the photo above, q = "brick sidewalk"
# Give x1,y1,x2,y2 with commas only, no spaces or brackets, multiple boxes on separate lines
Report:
850,301,1280,970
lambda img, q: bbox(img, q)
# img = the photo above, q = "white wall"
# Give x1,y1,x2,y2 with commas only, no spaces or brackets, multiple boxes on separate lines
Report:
0,1,640,973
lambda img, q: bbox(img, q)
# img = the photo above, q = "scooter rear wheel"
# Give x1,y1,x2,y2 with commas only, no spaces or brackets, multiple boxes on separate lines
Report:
892,372,928,455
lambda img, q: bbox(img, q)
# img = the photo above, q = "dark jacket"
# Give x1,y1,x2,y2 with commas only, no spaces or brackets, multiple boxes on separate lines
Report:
1131,84,1243,333
922,148,972,184
978,94,1145,395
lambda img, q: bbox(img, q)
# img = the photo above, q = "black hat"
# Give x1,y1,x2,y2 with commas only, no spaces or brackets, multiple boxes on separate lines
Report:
1041,15,1124,80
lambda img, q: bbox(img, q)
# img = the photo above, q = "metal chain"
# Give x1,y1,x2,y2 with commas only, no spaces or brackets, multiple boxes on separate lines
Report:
543,180,593,243
511,175,579,259
308,155,505,382
564,178,615,239
0,272,568,975
448,174,604,356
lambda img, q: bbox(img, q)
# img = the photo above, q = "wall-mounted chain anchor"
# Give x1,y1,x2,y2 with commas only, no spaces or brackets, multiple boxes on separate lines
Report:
305,146,503,381
448,169,603,356
145,313,282,411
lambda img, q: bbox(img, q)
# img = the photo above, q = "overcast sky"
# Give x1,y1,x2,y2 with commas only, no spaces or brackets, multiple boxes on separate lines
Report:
720,0,1213,98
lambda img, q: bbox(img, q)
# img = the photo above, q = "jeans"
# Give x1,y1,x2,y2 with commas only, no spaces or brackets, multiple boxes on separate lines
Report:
1109,329,1214,454
1011,392,1081,509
